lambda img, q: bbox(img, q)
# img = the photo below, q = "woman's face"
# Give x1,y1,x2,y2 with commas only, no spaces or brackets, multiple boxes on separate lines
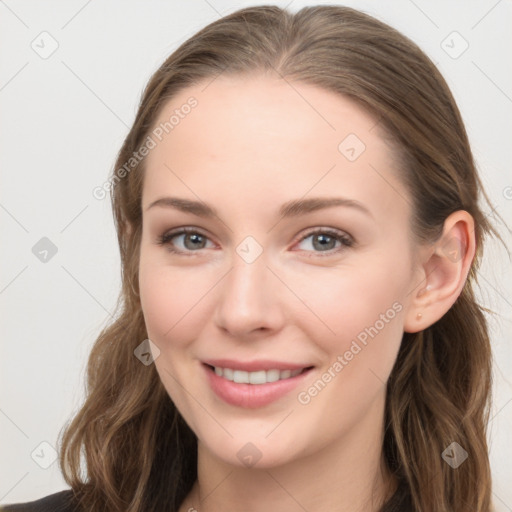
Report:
139,74,422,468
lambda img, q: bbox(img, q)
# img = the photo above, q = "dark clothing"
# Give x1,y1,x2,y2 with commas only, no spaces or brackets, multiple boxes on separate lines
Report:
0,490,79,512
0,479,414,511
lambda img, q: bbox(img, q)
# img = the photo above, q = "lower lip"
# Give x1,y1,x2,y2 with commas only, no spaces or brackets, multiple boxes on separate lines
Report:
203,364,313,408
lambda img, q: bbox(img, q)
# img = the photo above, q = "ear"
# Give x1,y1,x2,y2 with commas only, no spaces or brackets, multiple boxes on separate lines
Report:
404,210,476,333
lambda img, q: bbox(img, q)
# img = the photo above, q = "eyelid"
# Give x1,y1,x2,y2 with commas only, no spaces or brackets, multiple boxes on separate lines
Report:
291,227,354,257
157,225,354,256
294,226,353,245
157,226,216,254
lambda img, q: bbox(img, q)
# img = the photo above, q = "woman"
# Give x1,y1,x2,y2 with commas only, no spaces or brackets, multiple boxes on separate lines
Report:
2,5,501,512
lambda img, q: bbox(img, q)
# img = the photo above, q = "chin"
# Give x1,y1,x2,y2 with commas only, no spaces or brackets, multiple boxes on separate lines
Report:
197,428,314,471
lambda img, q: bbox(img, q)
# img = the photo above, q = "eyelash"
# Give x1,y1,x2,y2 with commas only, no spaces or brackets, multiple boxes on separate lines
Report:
156,226,354,258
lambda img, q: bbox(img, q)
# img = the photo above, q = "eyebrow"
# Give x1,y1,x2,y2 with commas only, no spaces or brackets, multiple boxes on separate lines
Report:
145,196,372,219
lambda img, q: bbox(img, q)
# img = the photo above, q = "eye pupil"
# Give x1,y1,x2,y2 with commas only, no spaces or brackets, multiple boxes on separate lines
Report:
185,233,206,249
161,228,350,256
313,234,335,251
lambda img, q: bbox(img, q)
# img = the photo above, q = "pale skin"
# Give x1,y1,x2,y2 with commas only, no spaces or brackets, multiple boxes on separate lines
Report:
136,73,475,512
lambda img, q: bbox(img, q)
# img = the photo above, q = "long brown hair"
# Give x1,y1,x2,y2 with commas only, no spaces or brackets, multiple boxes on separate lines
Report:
58,5,501,511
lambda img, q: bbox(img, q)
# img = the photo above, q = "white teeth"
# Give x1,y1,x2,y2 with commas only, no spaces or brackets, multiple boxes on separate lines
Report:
233,370,249,384
249,370,266,385
212,366,305,384
266,369,280,382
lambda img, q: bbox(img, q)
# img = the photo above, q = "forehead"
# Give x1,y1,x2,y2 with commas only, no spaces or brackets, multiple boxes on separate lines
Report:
142,74,408,220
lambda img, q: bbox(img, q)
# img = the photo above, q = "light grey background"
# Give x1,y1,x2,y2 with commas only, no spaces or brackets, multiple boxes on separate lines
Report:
1,0,511,509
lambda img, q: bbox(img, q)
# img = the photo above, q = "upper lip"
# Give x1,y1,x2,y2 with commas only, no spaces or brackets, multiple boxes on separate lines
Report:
203,359,313,372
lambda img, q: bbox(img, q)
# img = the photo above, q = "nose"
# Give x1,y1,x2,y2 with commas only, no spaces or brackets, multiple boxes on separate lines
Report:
214,251,285,339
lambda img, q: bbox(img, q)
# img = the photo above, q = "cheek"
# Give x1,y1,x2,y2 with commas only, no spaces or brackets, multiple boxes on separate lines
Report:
138,258,205,421
138,256,216,349
139,264,170,338
139,256,182,343
290,267,407,430
291,263,406,335
284,258,408,379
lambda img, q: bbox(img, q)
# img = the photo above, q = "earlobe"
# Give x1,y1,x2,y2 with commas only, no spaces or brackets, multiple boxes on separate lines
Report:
404,211,476,333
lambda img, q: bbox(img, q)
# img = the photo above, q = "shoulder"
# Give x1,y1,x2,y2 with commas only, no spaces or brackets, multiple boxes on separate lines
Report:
0,490,80,512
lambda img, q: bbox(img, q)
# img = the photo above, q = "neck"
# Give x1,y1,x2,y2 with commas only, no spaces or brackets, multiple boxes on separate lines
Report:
181,391,396,512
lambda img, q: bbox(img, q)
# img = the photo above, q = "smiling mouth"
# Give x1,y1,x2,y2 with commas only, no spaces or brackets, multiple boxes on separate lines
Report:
204,364,314,385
